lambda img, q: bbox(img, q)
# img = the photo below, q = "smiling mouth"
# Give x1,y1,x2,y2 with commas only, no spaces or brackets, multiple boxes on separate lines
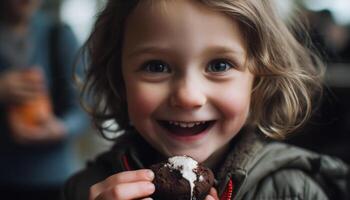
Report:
158,120,215,136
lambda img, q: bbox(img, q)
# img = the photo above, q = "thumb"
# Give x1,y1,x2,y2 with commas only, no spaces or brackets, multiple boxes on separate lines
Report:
205,187,219,200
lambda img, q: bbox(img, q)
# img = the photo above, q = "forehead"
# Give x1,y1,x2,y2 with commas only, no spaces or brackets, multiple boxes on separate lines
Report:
123,0,246,58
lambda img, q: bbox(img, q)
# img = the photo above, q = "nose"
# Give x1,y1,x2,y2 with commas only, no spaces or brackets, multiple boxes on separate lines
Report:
169,78,207,109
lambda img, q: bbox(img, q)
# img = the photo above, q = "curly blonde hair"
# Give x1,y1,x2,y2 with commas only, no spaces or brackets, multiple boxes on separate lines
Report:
80,0,324,140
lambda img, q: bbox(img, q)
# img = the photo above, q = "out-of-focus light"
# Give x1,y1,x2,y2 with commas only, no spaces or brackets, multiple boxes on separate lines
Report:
60,0,98,43
273,0,295,20
304,0,350,25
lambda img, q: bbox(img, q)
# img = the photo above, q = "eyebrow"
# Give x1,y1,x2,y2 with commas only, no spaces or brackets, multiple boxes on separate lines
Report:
204,46,245,57
125,44,245,59
125,46,171,58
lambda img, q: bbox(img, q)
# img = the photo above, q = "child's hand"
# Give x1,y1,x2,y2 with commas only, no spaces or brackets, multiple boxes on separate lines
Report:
89,169,155,200
205,187,220,200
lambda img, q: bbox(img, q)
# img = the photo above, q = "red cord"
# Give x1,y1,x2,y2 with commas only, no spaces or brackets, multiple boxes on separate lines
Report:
220,178,233,200
122,154,132,170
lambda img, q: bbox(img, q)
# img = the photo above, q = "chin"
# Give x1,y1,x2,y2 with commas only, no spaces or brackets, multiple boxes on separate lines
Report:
191,154,211,164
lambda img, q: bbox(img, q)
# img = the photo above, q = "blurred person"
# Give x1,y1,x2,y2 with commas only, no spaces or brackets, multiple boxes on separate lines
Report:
0,0,88,199
307,9,350,63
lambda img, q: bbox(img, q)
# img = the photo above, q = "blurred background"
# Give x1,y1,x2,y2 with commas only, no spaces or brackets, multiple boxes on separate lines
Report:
40,0,114,166
274,0,350,164
1,0,349,193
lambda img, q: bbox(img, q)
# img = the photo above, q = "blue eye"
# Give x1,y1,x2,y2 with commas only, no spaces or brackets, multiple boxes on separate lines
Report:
143,60,171,73
207,59,234,73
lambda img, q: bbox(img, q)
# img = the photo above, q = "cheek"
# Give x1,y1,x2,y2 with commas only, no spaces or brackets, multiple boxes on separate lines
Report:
224,92,251,118
214,84,251,119
126,83,166,122
211,82,252,134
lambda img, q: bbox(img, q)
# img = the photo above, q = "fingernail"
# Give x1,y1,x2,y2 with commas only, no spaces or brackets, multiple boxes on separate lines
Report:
146,183,155,192
146,170,155,180
205,195,214,200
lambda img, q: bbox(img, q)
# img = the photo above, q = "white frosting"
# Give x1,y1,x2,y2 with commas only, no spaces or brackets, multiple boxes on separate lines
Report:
166,156,200,200
199,175,204,182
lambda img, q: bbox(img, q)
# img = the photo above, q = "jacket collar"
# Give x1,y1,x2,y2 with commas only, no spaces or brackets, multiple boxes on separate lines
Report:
215,128,267,198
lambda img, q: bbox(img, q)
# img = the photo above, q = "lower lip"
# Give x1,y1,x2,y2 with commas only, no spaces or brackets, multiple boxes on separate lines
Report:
160,122,215,143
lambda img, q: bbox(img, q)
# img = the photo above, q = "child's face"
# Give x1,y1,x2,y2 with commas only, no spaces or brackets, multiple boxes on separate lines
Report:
122,0,254,163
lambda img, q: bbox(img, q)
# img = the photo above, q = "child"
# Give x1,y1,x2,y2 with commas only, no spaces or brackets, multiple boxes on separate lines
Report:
65,0,349,199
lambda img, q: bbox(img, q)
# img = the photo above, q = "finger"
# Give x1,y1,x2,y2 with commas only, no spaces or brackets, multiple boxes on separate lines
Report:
42,120,66,142
205,195,216,200
103,169,154,186
8,93,36,104
9,83,45,102
10,125,46,144
21,68,44,83
90,170,154,199
208,187,219,200
1,80,43,103
12,88,39,100
19,80,45,93
22,75,44,85
93,181,155,200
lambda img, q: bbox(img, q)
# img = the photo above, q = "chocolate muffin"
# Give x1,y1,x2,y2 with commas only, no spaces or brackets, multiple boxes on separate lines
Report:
150,155,214,200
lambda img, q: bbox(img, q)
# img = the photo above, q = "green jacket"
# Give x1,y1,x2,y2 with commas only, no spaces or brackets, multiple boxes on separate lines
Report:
64,130,349,200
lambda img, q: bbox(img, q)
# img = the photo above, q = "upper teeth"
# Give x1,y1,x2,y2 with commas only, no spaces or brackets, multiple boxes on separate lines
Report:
168,121,206,128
